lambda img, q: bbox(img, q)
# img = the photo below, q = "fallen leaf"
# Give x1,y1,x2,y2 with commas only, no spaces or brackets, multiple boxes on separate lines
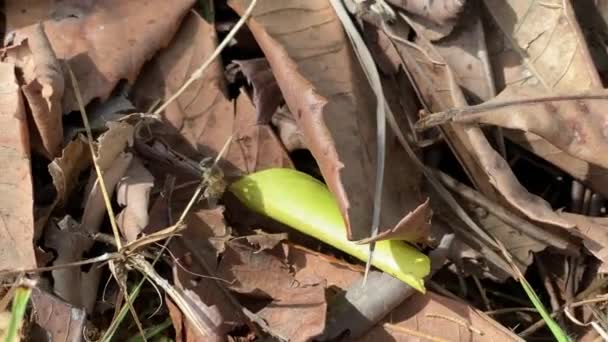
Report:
441,89,608,171
3,23,64,158
0,61,36,271
233,58,283,123
244,230,288,253
30,287,86,342
10,0,195,112
358,291,523,341
116,156,154,242
357,199,432,244
230,0,426,241
557,213,608,273
166,291,224,342
271,106,306,152
387,0,464,26
44,215,90,308
382,14,574,229
36,136,91,239
388,0,464,41
48,136,91,206
218,241,327,341
484,0,608,197
132,12,291,178
288,244,362,290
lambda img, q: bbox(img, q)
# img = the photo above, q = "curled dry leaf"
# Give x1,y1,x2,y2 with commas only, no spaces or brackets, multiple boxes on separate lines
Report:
0,62,36,271
218,241,327,341
358,292,523,341
132,12,291,178
357,199,432,244
30,287,86,342
116,157,154,242
230,0,425,241
10,0,195,112
48,137,91,206
3,23,64,158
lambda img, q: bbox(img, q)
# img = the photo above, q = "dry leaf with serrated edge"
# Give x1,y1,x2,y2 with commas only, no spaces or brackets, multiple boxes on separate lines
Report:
10,0,195,112
116,157,154,242
0,62,36,272
230,0,425,241
3,23,64,158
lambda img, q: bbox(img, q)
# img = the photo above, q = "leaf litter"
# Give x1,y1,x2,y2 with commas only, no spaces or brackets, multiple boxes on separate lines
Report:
3,0,608,341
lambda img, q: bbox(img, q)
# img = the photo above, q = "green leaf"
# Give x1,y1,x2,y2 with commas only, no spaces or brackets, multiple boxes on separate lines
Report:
229,168,430,291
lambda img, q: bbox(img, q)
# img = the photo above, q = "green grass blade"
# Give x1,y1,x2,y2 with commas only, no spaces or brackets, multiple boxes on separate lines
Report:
519,277,569,342
101,282,143,342
127,319,172,342
5,287,31,342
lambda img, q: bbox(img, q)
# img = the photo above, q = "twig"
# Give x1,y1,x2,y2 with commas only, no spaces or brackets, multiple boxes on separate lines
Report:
535,255,561,313
434,169,577,254
152,0,258,116
473,275,492,311
485,307,539,316
415,92,608,130
66,63,123,249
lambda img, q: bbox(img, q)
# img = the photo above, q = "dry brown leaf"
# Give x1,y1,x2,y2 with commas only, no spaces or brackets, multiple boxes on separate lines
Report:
233,58,283,123
387,0,464,26
3,23,64,158
132,12,291,178
289,244,363,290
376,17,573,229
218,241,326,341
432,10,495,103
44,216,90,308
244,230,288,253
48,137,91,206
36,136,91,239
271,106,306,152
230,0,425,241
30,287,86,342
116,157,154,242
357,199,432,244
448,89,608,170
557,213,608,273
358,291,523,341
484,0,608,197
0,61,36,271
10,0,195,112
